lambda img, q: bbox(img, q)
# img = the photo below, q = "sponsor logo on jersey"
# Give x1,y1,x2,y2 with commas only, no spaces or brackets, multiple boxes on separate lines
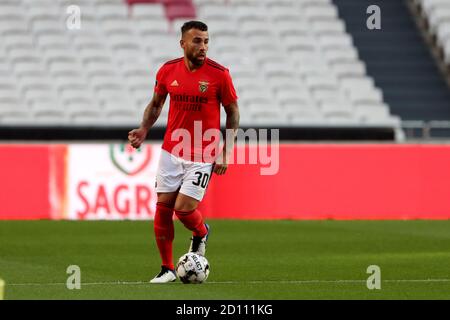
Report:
172,94,208,104
172,94,209,112
170,80,179,86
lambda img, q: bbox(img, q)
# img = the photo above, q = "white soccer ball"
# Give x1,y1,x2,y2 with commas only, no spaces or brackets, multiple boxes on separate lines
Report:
176,252,210,284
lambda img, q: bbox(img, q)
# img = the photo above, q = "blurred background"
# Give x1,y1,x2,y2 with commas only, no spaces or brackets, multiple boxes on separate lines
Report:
0,0,450,220
2,0,450,301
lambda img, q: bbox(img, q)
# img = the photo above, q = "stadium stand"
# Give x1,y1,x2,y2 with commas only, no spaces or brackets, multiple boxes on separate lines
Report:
1,0,431,141
412,0,450,80
333,0,450,124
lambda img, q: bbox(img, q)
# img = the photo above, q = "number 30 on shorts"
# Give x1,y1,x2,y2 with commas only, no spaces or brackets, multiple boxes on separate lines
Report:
192,171,210,188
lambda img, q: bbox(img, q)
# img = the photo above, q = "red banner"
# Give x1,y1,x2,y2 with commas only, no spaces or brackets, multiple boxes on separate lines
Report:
1,144,450,220
199,144,450,220
0,145,52,219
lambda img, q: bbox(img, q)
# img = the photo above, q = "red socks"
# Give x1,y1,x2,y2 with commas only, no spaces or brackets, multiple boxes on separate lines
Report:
154,204,207,270
154,202,175,270
174,209,208,238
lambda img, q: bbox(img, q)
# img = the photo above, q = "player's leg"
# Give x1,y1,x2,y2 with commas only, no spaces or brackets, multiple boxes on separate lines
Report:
154,192,177,266
174,162,213,255
150,151,183,283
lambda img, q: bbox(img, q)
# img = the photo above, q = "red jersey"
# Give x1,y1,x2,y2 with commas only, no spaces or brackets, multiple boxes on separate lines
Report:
154,57,238,163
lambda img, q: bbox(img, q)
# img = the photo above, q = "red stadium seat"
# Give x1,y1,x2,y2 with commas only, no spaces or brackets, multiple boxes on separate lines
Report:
165,2,196,21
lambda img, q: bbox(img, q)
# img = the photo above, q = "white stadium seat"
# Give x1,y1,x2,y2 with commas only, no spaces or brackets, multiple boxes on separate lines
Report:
97,4,129,21
304,4,339,22
201,8,234,22
436,22,450,47
36,34,70,50
101,20,136,36
0,0,396,127
319,34,354,50
323,47,359,64
275,21,309,36
420,0,450,16
428,7,450,33
236,5,268,22
131,4,166,20
445,40,450,64
312,20,346,36
3,35,34,50
135,19,170,36
276,88,313,107
0,109,33,125
331,61,367,79
348,88,384,107
270,6,303,22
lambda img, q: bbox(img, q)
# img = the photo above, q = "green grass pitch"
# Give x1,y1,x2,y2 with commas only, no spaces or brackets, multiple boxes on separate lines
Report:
0,220,449,299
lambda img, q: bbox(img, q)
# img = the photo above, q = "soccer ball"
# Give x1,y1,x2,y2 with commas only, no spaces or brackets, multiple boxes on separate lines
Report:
176,252,210,284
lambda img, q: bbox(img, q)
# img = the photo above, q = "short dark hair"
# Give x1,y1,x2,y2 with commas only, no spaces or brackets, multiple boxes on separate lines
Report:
181,21,208,35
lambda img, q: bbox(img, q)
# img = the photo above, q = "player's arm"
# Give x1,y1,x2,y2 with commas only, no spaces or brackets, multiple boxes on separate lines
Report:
214,101,240,175
128,92,167,149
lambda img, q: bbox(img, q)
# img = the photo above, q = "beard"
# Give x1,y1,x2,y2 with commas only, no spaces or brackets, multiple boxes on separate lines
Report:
186,51,205,67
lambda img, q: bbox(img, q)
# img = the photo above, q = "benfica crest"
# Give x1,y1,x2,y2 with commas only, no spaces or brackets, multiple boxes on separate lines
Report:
199,81,209,93
109,144,152,176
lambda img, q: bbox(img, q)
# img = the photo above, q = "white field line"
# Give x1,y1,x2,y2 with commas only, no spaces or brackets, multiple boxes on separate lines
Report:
6,279,450,287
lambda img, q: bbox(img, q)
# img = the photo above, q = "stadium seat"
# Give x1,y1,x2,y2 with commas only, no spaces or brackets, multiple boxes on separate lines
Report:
131,3,165,19
0,109,33,125
55,75,88,91
13,62,46,77
251,111,288,126
304,4,338,22
48,62,81,78
276,88,313,107
44,49,80,65
36,34,71,51
236,5,268,23
312,20,346,36
348,88,384,107
31,20,66,37
240,21,274,37
101,20,136,36
283,34,317,53
305,74,339,91
275,21,309,37
0,0,397,128
319,34,354,51
97,4,129,21
340,77,376,98
3,35,34,51
428,7,450,33
436,22,450,47
60,89,96,105
323,47,359,64
31,98,65,114
199,5,234,21
207,21,238,37
420,0,450,16
331,61,367,79
165,2,197,22
444,41,450,64
289,109,326,126
297,59,329,77
356,104,401,126
135,19,170,36
0,5,26,22
69,109,104,125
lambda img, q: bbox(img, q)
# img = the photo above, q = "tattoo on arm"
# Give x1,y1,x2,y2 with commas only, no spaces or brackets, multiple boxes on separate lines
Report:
223,102,240,157
225,103,240,131
141,94,166,130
